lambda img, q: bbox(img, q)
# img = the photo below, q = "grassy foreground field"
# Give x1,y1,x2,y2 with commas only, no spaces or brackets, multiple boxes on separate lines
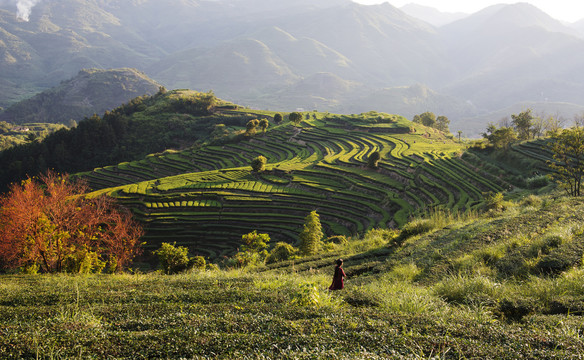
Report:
2,194,584,359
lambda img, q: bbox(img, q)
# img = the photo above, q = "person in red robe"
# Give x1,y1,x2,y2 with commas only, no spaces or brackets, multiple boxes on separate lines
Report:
329,258,346,290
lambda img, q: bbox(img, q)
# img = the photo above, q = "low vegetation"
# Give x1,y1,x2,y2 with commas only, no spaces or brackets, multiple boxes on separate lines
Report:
2,193,584,358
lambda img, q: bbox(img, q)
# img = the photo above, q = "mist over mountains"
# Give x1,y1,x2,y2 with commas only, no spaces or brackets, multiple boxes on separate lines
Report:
1,0,584,135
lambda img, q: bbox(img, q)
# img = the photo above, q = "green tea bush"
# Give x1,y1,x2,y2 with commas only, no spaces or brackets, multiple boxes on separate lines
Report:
521,194,543,208
289,283,343,309
528,235,564,257
189,256,206,271
154,242,190,274
266,242,297,264
326,235,349,246
359,276,446,315
386,263,422,282
484,192,505,212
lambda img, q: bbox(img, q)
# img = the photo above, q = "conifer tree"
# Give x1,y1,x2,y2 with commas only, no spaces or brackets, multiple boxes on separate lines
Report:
299,210,323,255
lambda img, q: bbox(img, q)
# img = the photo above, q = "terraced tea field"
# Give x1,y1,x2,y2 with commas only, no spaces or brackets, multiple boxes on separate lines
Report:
83,112,547,258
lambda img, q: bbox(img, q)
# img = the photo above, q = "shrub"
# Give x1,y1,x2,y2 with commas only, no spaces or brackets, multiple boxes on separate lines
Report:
484,192,505,212
251,155,267,172
326,235,348,246
289,283,343,309
266,242,297,264
526,175,550,189
387,263,422,282
367,151,381,169
189,256,206,271
299,211,323,255
154,242,190,274
521,194,543,208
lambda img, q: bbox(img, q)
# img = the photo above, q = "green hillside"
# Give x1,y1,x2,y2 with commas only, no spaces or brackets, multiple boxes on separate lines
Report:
0,89,556,261
77,103,546,261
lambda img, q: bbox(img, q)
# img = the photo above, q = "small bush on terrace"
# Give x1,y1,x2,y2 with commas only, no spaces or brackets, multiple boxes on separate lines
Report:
154,242,207,274
154,242,189,274
266,242,297,264
251,155,267,172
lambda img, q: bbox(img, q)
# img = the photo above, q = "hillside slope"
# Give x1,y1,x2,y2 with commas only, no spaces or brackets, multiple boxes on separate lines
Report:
64,94,546,259
2,193,584,358
0,68,161,125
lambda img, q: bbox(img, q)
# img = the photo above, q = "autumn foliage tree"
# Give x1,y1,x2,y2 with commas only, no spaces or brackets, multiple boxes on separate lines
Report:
0,172,143,273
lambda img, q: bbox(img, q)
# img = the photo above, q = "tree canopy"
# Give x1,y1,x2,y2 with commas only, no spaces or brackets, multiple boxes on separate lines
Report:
289,112,303,126
0,172,143,273
367,151,381,169
251,155,267,172
512,109,534,140
413,112,450,133
548,127,584,197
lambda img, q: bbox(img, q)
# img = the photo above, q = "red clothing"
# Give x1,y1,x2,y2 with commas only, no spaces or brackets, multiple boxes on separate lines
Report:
329,265,346,290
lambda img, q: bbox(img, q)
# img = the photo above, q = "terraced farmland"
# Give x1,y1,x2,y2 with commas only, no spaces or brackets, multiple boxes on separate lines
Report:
83,112,542,258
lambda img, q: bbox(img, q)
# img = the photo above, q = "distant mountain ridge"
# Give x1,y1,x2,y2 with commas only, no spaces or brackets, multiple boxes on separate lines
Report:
2,0,584,135
400,3,467,26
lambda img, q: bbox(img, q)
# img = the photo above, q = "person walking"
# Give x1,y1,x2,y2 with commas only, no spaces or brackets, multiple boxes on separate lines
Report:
329,258,346,290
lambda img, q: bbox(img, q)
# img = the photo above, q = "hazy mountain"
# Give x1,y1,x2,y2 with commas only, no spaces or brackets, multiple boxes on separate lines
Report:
400,3,467,27
0,68,161,124
2,0,584,134
441,3,584,109
571,19,584,37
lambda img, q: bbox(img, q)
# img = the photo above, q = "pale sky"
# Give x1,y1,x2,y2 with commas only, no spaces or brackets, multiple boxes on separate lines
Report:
352,0,584,23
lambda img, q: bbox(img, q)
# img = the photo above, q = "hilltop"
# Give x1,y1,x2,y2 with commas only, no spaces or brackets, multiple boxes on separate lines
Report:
0,68,161,125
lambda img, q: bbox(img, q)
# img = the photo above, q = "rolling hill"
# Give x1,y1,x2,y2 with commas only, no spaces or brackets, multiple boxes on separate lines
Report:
1,89,540,260
0,68,161,125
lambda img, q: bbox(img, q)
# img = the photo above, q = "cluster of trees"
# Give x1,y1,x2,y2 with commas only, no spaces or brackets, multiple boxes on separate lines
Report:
479,109,584,198
412,112,450,133
245,118,269,135
0,172,143,274
482,109,564,149
153,242,210,275
251,155,267,172
289,112,303,126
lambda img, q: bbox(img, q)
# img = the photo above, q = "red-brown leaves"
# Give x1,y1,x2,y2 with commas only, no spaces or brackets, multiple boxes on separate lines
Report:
0,171,143,273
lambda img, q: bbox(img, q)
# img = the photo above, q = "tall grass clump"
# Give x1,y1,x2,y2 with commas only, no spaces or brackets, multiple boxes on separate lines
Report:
400,208,479,241
399,218,435,240
354,270,447,316
433,274,503,305
520,194,543,208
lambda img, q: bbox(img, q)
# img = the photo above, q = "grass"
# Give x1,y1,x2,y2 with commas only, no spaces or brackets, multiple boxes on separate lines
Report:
3,194,584,358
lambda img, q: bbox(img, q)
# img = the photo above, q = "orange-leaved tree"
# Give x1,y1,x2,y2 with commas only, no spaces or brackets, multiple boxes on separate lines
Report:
0,171,143,273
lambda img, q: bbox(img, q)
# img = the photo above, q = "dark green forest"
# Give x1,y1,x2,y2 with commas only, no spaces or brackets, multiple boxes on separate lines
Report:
0,90,254,190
